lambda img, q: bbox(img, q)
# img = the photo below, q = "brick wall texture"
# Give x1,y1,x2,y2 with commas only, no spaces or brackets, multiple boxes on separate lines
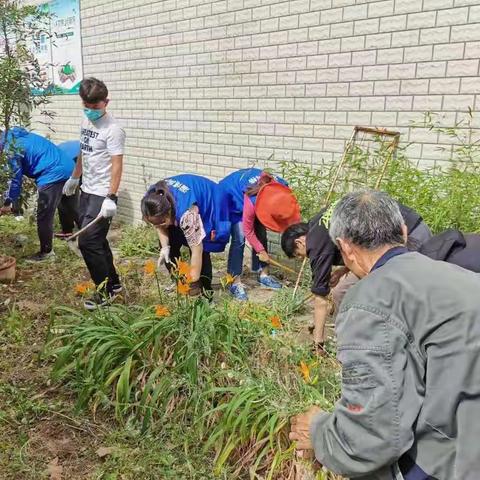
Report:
33,0,480,222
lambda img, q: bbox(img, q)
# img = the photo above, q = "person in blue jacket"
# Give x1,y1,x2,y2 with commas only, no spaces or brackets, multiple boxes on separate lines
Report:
55,140,81,238
219,168,300,301
0,127,75,262
141,174,231,297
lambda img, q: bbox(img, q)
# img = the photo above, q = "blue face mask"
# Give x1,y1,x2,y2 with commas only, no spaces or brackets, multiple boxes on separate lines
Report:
83,108,105,122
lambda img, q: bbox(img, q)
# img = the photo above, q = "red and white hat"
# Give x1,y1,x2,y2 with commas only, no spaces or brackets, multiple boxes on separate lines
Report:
255,182,301,233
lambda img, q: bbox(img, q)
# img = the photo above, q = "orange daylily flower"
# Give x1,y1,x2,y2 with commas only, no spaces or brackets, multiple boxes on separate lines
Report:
176,260,191,277
299,361,311,382
74,281,94,295
155,304,170,317
177,281,191,296
270,315,282,329
144,259,156,275
224,273,235,286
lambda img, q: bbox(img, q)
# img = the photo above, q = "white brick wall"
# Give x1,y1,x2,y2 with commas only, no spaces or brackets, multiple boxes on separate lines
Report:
32,0,480,222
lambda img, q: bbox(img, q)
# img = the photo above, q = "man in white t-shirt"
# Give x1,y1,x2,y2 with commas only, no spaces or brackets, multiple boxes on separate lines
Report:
63,78,126,310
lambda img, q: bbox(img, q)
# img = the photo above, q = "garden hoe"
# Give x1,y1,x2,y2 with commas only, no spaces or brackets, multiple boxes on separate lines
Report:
65,215,103,257
267,257,297,275
67,215,103,243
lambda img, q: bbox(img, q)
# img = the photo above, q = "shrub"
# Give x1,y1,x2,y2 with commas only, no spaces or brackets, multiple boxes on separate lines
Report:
281,112,480,233
49,295,340,479
0,1,53,207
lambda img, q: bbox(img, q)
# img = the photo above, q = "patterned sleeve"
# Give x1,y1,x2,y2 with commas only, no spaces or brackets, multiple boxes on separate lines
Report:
180,209,206,247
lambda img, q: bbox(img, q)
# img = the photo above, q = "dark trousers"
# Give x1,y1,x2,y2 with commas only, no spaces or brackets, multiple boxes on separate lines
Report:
254,219,268,269
57,192,80,234
78,191,119,293
166,225,213,293
37,181,66,253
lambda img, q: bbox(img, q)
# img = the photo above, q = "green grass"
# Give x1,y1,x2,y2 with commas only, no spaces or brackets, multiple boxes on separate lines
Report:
0,210,342,479
46,292,340,479
0,305,31,344
91,427,233,480
117,224,158,258
0,380,230,480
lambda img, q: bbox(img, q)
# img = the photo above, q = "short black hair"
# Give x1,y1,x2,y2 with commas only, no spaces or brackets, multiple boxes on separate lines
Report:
281,222,309,258
79,77,108,103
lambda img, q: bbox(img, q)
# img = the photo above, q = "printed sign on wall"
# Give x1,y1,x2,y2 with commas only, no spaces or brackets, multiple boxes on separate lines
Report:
31,0,83,95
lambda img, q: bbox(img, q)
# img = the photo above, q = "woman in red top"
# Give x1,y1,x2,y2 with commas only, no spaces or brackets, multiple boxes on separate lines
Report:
220,169,301,300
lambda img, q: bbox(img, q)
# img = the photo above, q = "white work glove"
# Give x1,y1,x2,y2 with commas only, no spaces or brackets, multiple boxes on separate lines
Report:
62,177,80,196
100,197,117,218
157,246,171,267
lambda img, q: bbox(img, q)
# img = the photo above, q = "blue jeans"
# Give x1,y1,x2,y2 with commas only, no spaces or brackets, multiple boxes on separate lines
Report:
227,221,268,277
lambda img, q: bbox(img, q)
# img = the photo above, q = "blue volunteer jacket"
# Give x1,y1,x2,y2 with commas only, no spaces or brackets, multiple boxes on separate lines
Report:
1,127,75,203
56,140,81,162
165,174,231,253
219,168,288,223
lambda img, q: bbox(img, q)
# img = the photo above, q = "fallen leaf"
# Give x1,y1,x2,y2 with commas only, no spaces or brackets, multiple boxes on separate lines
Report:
47,457,63,480
96,446,116,458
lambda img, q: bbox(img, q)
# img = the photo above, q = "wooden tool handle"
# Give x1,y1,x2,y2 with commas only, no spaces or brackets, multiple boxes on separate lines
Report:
267,257,297,275
245,244,298,275
292,257,307,299
67,215,103,242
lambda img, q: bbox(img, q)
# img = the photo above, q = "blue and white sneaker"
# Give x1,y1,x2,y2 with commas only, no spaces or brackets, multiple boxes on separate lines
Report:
229,282,248,301
258,274,282,290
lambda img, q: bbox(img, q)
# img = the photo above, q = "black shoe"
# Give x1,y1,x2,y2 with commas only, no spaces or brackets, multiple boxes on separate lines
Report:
111,283,123,294
83,292,112,311
25,251,56,263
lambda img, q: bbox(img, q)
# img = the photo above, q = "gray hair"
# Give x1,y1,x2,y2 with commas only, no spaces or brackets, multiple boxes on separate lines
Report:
329,190,405,250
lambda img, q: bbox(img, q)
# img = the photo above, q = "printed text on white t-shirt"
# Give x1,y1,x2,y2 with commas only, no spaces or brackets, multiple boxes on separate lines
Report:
79,114,126,197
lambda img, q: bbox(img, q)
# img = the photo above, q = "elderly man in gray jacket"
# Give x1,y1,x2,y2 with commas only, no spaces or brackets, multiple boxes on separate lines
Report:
290,190,480,480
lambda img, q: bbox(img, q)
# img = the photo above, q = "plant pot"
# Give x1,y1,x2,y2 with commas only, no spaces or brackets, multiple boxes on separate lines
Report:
0,255,16,283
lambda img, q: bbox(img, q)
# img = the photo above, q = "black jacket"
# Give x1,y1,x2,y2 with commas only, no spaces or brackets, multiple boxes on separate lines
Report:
306,203,424,296
419,229,480,273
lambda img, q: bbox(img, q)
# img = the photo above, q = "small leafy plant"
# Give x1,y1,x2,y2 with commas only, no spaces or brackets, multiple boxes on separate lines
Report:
117,224,159,258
